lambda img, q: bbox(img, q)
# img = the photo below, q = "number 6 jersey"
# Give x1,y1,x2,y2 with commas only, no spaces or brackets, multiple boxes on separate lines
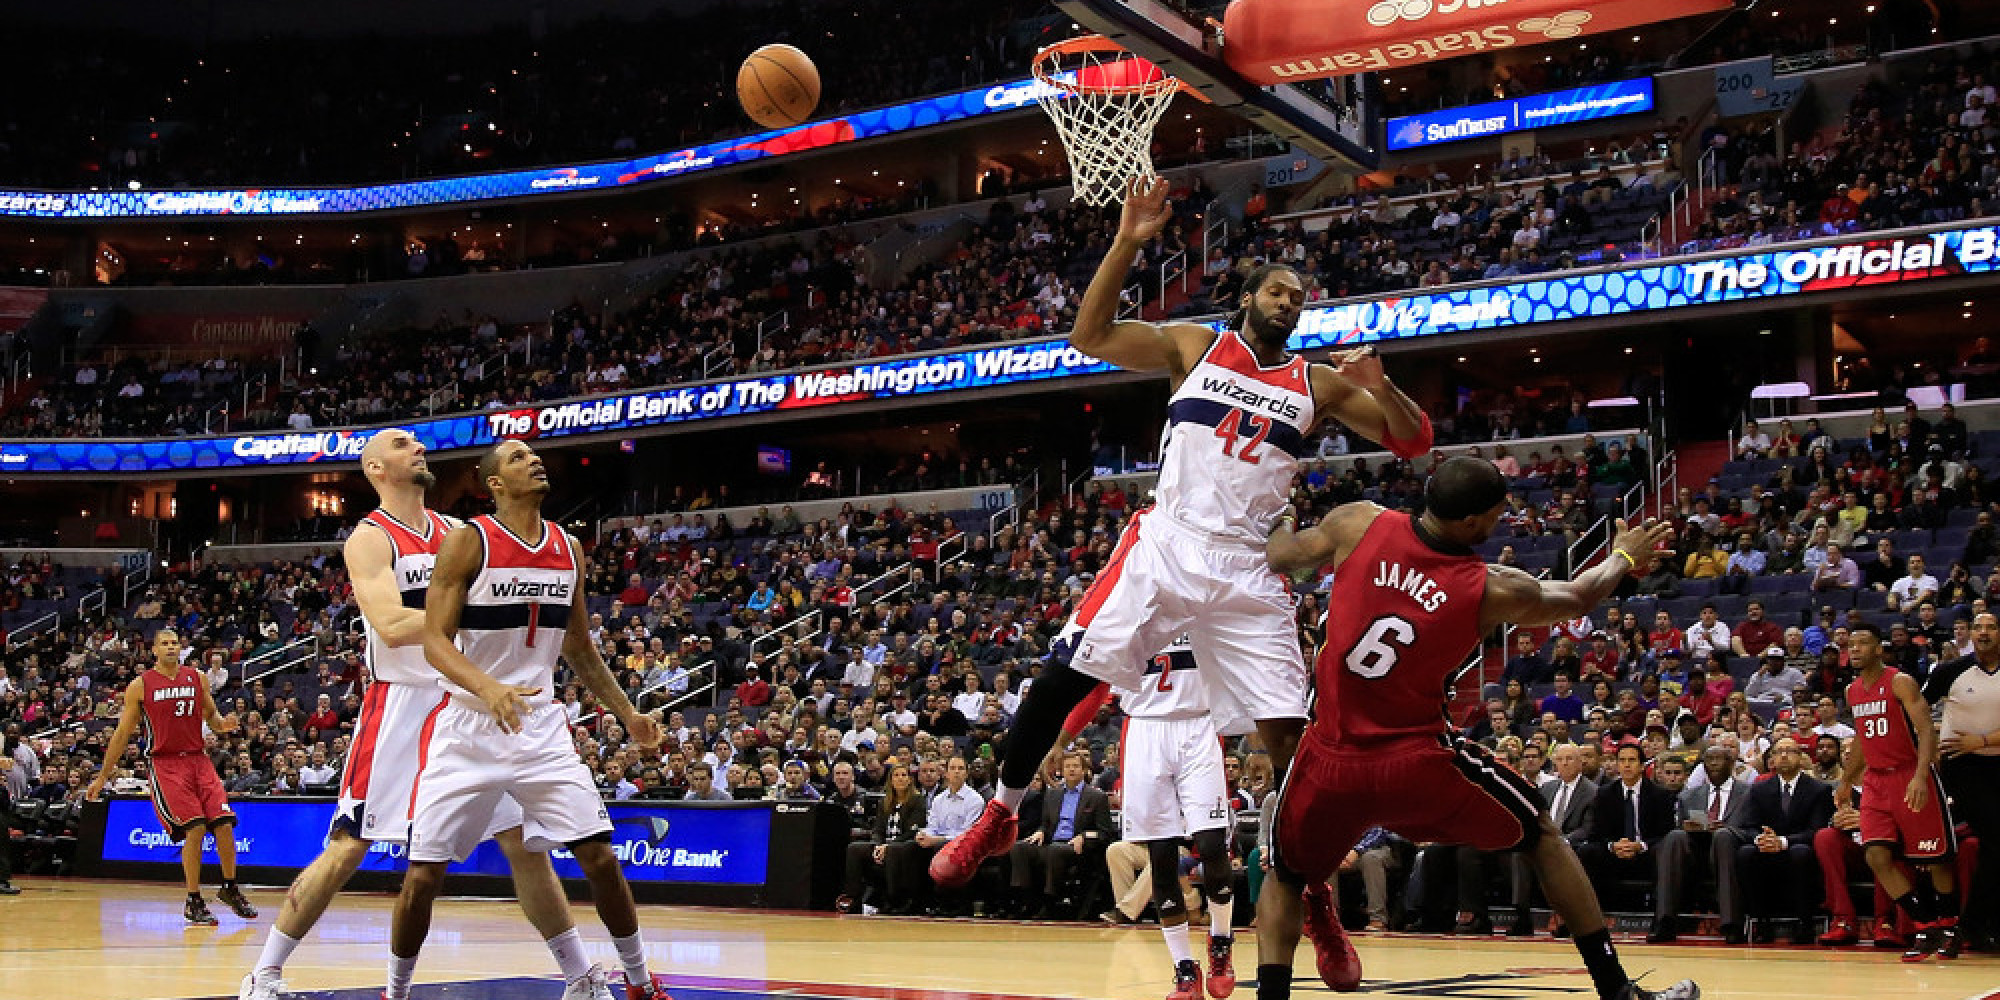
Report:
1157,330,1317,546
1315,508,1489,744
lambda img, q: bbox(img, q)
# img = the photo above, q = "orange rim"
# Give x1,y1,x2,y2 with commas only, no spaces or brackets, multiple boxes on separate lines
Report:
1031,34,1187,99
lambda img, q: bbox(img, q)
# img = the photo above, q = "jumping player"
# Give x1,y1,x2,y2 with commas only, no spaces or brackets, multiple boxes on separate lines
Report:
1054,637,1245,1000
1837,623,1961,961
387,439,670,1000
932,175,1431,888
85,628,258,926
1258,457,1697,1000
242,428,621,1000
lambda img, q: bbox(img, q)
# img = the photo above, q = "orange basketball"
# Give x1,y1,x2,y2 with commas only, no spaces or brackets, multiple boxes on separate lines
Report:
737,44,821,129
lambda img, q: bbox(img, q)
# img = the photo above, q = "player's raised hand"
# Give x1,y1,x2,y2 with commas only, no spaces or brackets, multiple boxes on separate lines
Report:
627,711,662,749
1331,347,1387,391
1608,518,1675,575
1118,175,1174,242
479,682,541,734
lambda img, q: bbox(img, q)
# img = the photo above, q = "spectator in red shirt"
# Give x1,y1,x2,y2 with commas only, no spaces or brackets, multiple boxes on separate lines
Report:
1730,600,1784,658
734,665,772,708
1579,631,1622,681
303,693,342,739
618,573,651,607
1647,609,1683,655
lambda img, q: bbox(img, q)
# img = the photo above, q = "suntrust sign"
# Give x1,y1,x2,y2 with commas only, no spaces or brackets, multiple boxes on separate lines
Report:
1386,78,1653,151
1222,0,1733,83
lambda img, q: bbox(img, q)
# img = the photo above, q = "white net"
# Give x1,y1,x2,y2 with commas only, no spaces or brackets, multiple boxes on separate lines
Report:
1033,44,1181,207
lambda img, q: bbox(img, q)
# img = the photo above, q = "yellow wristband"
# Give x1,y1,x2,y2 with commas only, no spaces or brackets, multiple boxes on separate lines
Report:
1611,548,1638,570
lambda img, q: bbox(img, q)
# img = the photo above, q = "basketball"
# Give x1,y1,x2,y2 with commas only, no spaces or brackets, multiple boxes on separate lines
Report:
737,44,820,129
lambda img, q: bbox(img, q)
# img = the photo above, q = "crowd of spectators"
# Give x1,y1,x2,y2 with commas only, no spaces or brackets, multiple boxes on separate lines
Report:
1678,47,2000,253
0,1,1052,190
3,392,1997,941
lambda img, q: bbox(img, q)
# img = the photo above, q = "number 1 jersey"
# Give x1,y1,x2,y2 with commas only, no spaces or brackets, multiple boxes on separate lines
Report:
1314,509,1489,744
1156,330,1317,547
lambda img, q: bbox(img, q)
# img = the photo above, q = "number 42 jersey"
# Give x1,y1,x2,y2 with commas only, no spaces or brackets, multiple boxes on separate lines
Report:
1314,508,1490,745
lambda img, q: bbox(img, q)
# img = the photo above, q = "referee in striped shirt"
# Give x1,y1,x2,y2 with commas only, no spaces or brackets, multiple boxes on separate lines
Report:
1922,611,2000,952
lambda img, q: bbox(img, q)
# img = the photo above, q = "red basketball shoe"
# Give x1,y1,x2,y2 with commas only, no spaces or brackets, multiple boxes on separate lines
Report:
1206,934,1236,998
1301,882,1362,992
928,800,1016,888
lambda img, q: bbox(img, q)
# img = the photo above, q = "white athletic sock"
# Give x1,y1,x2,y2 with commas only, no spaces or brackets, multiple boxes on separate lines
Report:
255,928,301,975
1208,899,1234,940
386,954,419,1000
996,784,1026,811
546,927,591,983
612,931,650,988
1163,921,1195,964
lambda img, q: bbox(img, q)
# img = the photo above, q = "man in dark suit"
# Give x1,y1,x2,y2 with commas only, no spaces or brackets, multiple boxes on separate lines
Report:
1658,744,1754,941
1498,740,1597,935
1007,751,1114,917
1576,742,1679,941
1732,736,1835,943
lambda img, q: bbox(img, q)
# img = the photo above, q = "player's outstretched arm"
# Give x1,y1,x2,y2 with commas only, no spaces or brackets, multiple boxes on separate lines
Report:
1480,518,1674,632
1069,176,1212,376
1309,349,1429,458
345,522,426,646
1834,733,1867,808
197,675,237,734
85,679,146,798
423,525,540,732
1265,501,1380,578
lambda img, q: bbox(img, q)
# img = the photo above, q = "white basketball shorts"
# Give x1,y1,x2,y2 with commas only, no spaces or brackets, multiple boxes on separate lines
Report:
1119,713,1234,841
1061,509,1307,723
407,699,608,863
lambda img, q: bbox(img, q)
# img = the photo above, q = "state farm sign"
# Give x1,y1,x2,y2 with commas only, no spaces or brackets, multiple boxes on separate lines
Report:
1222,0,1732,84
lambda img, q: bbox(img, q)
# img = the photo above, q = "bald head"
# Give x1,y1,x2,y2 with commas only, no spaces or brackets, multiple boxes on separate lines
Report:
360,429,434,491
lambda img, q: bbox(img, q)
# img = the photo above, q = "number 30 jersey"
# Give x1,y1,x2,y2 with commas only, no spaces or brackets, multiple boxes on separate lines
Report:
1156,330,1317,547
1313,509,1489,745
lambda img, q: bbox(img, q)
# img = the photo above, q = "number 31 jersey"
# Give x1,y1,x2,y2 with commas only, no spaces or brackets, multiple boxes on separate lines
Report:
1156,330,1317,547
1314,509,1489,745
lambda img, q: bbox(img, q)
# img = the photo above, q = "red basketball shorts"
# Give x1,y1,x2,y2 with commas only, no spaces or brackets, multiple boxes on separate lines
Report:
148,753,234,842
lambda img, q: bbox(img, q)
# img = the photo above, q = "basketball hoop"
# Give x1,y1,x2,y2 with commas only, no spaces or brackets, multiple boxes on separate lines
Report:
1031,36,1187,207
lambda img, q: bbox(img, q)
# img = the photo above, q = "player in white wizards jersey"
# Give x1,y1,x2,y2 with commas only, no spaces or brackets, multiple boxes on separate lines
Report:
933,175,1431,891
242,429,614,1000
388,440,671,1000
1054,636,1250,1000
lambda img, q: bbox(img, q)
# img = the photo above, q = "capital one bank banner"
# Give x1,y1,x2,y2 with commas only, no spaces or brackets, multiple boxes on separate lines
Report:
0,74,1074,220
8,221,2000,476
0,340,1116,474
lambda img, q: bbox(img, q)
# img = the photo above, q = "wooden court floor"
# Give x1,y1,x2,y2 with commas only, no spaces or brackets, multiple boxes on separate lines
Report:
2,879,1995,1000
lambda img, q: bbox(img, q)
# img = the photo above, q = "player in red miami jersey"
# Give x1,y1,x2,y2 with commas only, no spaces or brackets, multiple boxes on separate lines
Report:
932,175,1433,890
86,628,258,926
1836,623,1961,961
1259,458,1695,1000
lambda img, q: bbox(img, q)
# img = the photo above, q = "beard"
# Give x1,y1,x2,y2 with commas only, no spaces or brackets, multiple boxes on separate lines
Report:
1243,301,1295,347
412,469,438,489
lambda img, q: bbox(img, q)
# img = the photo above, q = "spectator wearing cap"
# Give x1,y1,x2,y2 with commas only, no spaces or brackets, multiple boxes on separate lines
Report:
1683,669,1724,726
1745,646,1806,710
734,665,772,707
1685,604,1731,659
1579,632,1621,681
